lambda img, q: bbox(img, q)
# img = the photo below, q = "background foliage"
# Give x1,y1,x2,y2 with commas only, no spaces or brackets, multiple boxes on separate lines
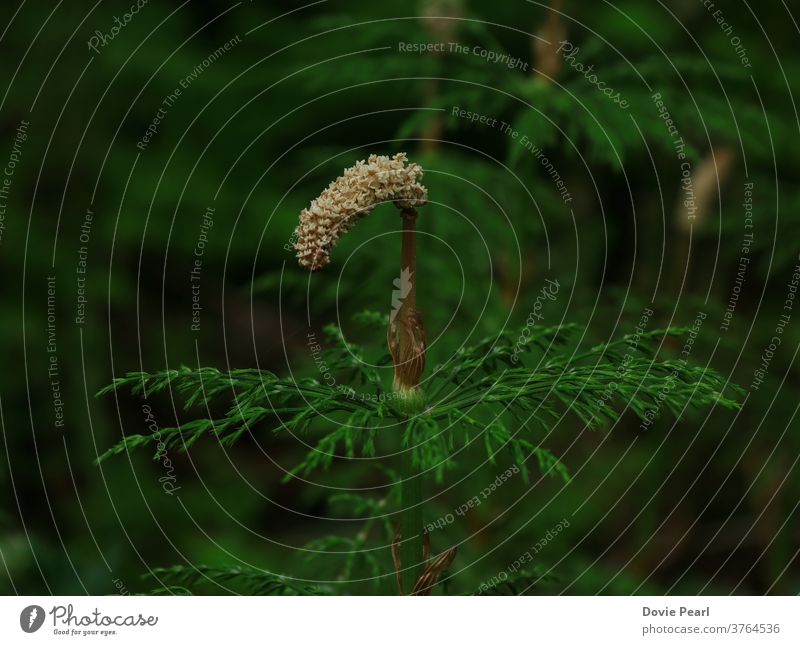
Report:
0,0,797,595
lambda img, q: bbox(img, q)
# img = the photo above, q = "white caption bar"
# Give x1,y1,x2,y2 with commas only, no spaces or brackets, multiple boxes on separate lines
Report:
0,596,796,644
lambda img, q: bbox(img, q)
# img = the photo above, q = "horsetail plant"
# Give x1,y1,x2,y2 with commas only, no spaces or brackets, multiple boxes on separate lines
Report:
294,152,437,594
97,153,743,596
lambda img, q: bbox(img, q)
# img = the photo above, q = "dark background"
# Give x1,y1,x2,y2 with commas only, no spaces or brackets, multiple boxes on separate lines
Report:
1,0,798,594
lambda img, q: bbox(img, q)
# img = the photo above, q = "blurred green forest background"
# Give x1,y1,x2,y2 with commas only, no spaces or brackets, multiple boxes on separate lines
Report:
1,0,799,595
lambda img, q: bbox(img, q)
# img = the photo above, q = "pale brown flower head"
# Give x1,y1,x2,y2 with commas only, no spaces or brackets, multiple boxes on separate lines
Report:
533,0,567,83
294,153,428,270
421,0,464,43
676,147,736,232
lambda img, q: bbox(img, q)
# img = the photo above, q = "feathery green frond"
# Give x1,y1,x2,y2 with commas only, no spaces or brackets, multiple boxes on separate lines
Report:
144,565,326,596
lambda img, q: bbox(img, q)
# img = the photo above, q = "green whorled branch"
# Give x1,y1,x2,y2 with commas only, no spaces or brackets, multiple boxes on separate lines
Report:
144,564,327,596
96,320,743,595
94,366,383,464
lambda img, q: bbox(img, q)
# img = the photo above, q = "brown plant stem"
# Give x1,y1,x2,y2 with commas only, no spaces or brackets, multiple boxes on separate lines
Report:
401,208,418,311
387,208,426,397
390,208,426,594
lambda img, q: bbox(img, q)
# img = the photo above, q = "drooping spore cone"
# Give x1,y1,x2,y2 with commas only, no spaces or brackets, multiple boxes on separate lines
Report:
294,153,428,270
